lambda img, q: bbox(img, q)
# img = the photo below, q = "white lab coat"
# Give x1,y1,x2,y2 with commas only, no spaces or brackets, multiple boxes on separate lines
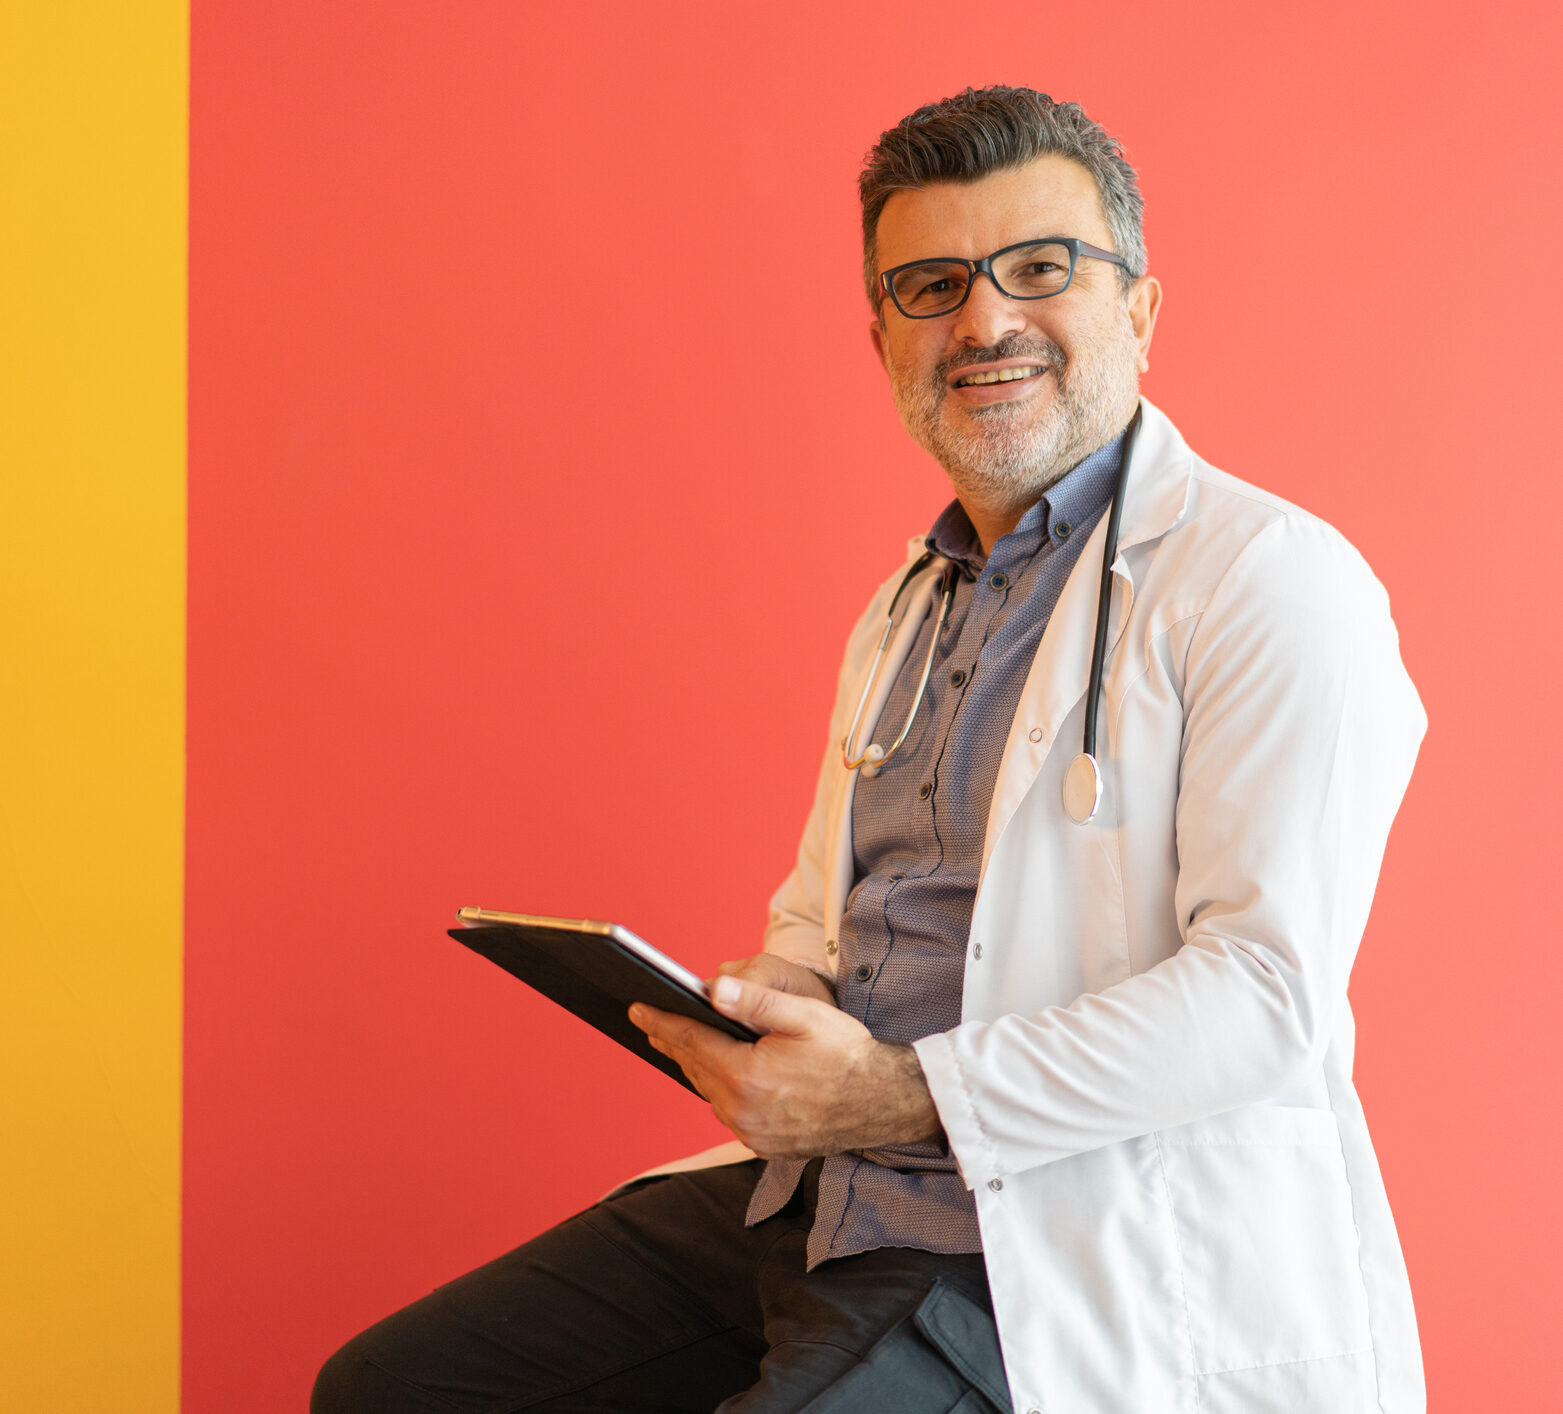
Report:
643,398,1427,1414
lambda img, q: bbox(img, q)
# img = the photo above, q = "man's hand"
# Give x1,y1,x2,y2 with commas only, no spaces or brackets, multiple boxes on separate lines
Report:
712,952,836,1006
627,974,943,1159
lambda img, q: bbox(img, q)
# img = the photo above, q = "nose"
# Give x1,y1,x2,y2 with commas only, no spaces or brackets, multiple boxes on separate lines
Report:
951,270,1028,348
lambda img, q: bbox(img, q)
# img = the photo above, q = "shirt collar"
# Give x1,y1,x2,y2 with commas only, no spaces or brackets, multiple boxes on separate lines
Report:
923,423,1129,573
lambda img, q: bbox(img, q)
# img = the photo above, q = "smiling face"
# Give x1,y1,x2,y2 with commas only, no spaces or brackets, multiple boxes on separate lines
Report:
870,154,1161,542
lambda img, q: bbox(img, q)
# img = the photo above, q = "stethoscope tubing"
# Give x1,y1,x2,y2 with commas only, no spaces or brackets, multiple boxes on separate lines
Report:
1081,404,1143,762
844,403,1143,823
841,551,956,772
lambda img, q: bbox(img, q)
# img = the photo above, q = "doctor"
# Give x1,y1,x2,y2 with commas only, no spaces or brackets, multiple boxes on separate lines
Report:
315,86,1426,1414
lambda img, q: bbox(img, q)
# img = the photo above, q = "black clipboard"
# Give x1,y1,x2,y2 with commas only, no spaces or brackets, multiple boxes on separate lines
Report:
448,908,759,1094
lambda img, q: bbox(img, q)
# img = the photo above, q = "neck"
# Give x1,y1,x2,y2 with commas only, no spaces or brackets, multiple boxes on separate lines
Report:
947,400,1141,554
961,500,1027,556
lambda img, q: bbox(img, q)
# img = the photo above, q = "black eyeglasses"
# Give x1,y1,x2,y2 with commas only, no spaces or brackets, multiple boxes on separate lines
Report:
879,236,1127,319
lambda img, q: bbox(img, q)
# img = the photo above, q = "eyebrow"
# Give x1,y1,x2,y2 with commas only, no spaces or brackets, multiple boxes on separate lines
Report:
889,235,1076,265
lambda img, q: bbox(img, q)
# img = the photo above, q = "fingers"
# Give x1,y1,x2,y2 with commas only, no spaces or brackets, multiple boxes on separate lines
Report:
628,1003,715,1058
628,1002,745,1091
715,954,791,988
712,954,835,1004
709,974,824,1037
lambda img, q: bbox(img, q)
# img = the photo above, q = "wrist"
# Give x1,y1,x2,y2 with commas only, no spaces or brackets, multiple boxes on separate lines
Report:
869,1042,943,1147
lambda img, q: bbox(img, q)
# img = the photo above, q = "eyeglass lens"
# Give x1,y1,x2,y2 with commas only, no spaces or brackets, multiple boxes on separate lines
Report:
889,241,1073,317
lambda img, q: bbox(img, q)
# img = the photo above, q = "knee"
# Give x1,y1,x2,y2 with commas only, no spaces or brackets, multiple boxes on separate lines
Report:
311,1332,408,1414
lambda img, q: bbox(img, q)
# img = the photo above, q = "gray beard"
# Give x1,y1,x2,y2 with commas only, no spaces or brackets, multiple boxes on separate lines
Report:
886,304,1140,518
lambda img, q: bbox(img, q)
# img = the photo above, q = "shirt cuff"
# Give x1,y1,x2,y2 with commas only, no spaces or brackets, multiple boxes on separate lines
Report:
912,1030,1001,1191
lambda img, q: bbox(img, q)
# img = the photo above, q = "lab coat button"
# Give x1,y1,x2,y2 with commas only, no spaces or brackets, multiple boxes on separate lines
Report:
988,1177,1003,1192
1028,727,1043,743
972,943,983,959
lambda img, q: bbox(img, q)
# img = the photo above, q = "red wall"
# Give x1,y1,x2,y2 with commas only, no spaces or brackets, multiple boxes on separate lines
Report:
186,3,1562,1408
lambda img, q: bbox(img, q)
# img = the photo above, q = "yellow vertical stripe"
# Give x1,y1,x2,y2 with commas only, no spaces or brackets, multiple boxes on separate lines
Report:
0,3,186,1409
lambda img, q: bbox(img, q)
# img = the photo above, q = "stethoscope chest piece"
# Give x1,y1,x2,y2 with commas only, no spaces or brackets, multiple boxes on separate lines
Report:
844,405,1145,832
1063,752,1104,824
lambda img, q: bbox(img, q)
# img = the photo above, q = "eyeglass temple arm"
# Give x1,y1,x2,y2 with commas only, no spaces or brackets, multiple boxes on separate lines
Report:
1073,239,1127,266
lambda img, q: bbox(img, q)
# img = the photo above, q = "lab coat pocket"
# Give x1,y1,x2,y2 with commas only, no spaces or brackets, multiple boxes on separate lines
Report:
1157,1105,1373,1377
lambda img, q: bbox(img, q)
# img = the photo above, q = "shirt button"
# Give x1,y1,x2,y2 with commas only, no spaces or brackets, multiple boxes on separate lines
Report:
1055,520,1072,540
918,781,933,800
988,1177,1004,1192
1029,727,1043,743
855,964,873,982
949,668,966,688
988,571,1008,590
890,871,907,881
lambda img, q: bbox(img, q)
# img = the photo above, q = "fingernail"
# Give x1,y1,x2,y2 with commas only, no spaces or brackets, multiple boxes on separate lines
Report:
714,976,741,1005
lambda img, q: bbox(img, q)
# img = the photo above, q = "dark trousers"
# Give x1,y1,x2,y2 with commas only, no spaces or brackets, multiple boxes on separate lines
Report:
312,1159,1012,1414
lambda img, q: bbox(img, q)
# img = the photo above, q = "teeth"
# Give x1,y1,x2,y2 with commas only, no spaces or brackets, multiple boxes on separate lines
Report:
957,365,1043,387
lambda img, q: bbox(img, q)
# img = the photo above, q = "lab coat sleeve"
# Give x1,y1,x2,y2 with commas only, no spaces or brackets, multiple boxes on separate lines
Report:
763,580,896,977
913,514,1427,1185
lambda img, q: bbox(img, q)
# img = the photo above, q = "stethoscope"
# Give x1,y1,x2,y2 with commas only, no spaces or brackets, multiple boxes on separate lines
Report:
841,405,1144,825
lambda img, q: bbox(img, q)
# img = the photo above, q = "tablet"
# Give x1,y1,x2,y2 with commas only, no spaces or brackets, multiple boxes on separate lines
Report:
448,908,759,1094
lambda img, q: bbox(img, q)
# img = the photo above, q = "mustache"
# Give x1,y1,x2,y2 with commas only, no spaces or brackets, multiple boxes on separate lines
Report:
938,335,1068,385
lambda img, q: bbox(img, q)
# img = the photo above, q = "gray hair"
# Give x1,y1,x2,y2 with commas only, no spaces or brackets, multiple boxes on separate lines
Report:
858,86,1146,308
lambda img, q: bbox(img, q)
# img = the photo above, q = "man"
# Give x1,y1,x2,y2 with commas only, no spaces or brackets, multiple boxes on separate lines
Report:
315,87,1426,1414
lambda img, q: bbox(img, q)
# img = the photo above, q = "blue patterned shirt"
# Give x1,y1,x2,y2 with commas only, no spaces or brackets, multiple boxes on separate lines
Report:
747,429,1126,1268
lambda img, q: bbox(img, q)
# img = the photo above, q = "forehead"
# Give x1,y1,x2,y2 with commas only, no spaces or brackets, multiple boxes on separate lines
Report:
875,154,1112,267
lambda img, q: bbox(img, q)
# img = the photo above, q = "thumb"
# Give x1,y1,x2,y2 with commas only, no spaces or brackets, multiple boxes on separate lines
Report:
710,973,821,1037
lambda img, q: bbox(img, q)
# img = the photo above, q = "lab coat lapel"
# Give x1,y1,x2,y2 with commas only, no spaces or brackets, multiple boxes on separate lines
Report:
980,398,1194,875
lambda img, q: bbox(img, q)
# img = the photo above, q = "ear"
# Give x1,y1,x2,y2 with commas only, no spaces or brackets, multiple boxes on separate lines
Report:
868,318,889,374
1127,274,1163,374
